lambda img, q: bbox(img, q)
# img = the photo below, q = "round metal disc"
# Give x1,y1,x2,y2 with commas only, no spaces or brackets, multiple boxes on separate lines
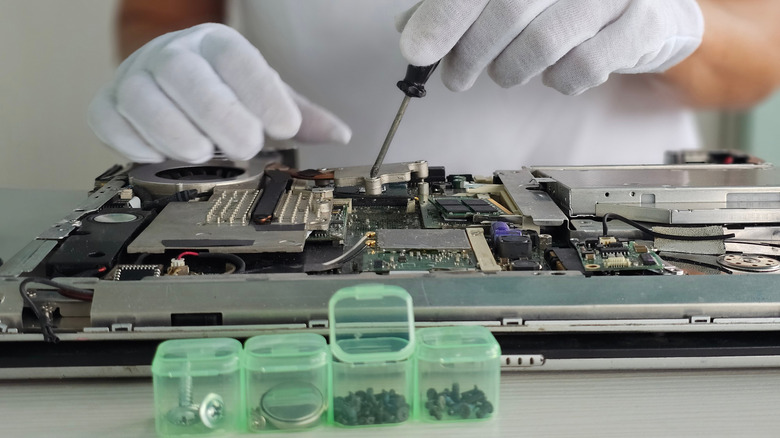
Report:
717,254,780,272
260,381,324,430
92,213,139,224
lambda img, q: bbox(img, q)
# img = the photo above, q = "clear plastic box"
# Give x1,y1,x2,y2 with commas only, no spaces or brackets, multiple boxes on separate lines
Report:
152,338,243,436
416,326,501,422
243,333,329,432
328,284,415,427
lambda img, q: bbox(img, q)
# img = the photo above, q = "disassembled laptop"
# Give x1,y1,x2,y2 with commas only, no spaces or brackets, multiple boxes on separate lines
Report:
2,150,780,377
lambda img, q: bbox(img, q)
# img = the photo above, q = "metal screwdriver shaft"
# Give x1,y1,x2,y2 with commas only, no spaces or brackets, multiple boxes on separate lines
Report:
370,62,440,179
371,95,410,179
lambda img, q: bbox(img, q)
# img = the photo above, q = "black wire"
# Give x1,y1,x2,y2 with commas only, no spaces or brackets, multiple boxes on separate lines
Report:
20,277,95,301
134,253,152,265
602,213,736,241
19,279,58,343
18,278,93,343
305,245,368,273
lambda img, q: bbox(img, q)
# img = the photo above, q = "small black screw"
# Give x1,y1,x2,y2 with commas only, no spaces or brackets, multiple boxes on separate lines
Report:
425,384,491,421
333,387,410,426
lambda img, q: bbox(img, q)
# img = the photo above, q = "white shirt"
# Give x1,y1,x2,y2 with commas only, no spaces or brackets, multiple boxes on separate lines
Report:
235,0,699,175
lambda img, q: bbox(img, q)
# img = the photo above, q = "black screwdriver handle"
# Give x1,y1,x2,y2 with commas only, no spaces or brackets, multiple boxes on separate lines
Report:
397,61,441,98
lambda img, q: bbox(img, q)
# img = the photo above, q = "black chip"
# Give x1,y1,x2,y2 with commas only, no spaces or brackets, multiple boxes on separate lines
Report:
600,247,629,255
435,198,463,206
373,259,385,270
441,205,471,214
113,265,162,281
468,204,498,213
640,253,658,266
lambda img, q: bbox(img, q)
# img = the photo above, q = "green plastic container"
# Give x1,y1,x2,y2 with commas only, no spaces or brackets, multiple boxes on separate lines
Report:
243,334,329,432
328,284,415,427
152,338,243,436
416,326,501,422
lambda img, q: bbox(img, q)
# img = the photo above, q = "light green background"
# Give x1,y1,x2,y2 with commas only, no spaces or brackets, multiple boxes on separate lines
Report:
747,92,780,163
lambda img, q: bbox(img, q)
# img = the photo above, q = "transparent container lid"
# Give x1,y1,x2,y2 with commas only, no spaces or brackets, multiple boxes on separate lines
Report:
328,284,415,363
416,326,500,363
244,333,329,372
152,338,242,377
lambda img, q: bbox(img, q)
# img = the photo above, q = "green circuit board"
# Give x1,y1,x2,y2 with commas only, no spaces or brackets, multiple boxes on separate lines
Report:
576,237,663,273
360,249,476,273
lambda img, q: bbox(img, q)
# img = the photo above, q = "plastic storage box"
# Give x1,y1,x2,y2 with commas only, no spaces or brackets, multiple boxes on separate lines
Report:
328,284,415,427
243,333,329,432
152,338,243,436
416,326,501,422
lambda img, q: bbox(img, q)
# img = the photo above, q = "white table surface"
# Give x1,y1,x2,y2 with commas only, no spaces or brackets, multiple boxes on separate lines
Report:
2,369,780,438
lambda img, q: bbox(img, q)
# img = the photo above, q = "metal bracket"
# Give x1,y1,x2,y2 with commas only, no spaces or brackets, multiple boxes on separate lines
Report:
501,318,524,326
111,323,133,332
332,161,429,196
37,178,127,240
307,319,328,329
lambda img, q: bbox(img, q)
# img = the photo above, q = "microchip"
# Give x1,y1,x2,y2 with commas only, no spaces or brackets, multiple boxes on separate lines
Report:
112,264,163,281
435,198,462,206
462,199,498,214
640,253,658,266
600,247,629,255
441,204,471,214
373,260,385,270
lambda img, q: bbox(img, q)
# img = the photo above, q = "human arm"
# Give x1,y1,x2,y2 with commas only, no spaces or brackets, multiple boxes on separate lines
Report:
662,0,780,109
118,0,225,60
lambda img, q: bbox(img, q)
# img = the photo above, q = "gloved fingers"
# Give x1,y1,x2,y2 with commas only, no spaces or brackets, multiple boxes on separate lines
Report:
151,48,263,161
87,85,165,163
440,0,558,91
488,0,626,88
541,4,663,95
115,72,214,163
399,0,490,66
286,85,352,144
199,25,302,140
394,1,422,32
543,1,703,95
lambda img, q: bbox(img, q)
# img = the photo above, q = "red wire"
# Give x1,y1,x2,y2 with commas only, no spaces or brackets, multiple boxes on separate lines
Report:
177,251,200,260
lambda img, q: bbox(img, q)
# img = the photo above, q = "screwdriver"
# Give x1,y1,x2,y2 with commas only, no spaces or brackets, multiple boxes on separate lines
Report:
370,61,440,179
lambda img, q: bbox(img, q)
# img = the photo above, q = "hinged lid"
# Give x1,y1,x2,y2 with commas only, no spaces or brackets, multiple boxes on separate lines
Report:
328,284,415,363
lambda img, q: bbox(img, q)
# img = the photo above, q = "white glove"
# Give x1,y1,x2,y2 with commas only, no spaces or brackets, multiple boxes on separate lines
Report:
88,23,351,163
397,0,704,95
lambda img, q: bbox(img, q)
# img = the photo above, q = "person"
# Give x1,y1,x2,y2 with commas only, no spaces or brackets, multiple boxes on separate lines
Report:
88,0,780,176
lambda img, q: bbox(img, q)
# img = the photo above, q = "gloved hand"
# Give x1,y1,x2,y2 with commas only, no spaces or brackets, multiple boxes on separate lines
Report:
396,0,704,95
88,23,351,163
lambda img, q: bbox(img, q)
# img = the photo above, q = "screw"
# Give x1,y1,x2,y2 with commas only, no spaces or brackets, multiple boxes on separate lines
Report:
333,388,410,425
166,375,199,426
199,393,225,429
426,385,491,420
250,407,267,430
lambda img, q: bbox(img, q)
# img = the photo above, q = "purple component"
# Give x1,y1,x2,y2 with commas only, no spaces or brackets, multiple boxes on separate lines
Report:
490,222,522,242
